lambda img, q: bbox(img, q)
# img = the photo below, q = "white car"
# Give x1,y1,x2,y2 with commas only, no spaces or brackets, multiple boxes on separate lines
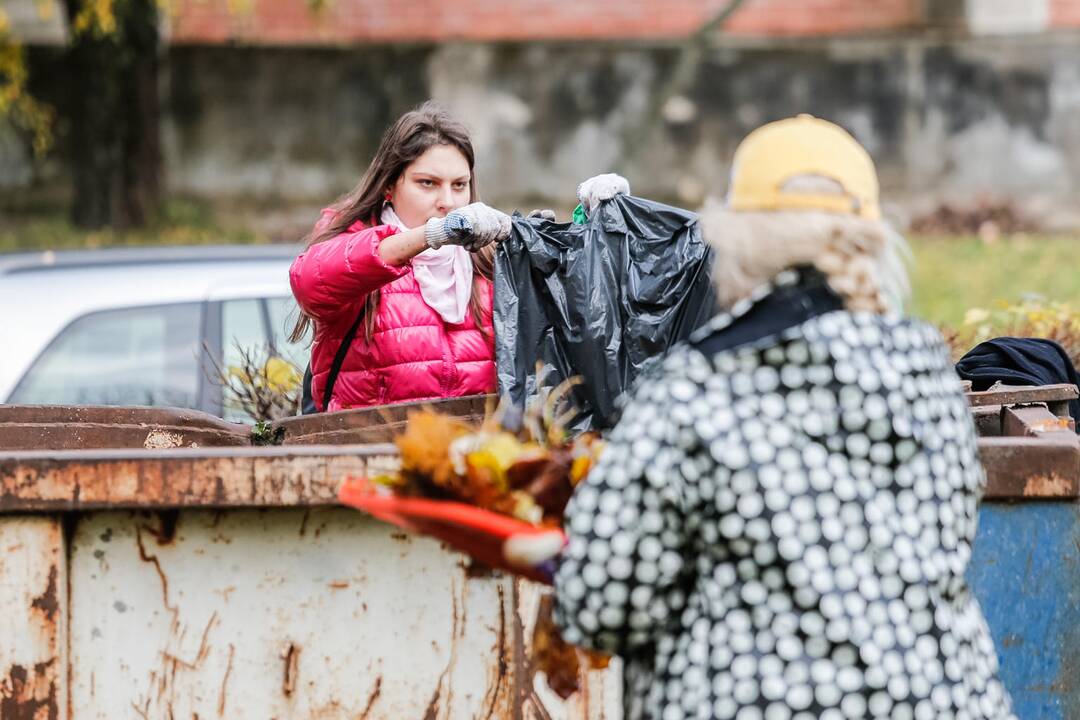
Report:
0,245,307,420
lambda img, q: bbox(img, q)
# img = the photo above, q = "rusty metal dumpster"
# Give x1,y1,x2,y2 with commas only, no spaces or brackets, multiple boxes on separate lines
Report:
0,403,622,719
1,384,1078,719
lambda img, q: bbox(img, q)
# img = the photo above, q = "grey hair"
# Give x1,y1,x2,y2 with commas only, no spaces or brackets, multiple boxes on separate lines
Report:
699,198,911,315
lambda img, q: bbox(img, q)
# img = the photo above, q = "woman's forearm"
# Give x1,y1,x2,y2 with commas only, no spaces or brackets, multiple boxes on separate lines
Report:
378,226,429,266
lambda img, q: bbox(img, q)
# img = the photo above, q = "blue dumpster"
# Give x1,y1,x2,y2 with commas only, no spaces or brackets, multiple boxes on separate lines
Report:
966,384,1080,720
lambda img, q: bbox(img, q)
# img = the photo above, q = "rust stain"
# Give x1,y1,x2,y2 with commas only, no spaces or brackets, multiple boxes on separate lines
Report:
1023,473,1073,497
161,611,219,670
480,584,510,719
421,578,461,720
968,384,1079,408
137,611,217,717
1029,416,1074,433
0,448,383,510
281,642,300,697
218,644,235,717
421,674,444,720
213,475,226,504
215,585,236,602
359,676,382,717
298,509,311,537
1002,633,1023,648
327,580,349,589
510,582,528,720
135,525,177,618
1,662,58,720
142,510,179,545
30,565,59,622
164,654,176,699
199,613,218,663
1053,662,1079,696
64,514,74,720
440,576,467,713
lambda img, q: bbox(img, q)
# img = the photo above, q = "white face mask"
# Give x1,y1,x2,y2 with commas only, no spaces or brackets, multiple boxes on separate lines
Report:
381,205,474,325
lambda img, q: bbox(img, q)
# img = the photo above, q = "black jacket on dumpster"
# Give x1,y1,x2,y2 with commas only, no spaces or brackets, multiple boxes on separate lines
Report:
956,336,1080,424
553,268,1016,720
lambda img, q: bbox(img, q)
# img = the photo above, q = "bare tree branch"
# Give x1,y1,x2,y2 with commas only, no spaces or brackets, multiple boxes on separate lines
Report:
620,0,749,173
203,341,301,425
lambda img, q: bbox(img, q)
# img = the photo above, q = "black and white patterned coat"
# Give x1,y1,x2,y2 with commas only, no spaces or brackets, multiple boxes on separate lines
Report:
553,270,1015,720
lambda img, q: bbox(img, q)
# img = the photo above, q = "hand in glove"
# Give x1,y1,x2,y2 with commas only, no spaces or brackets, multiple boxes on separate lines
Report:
502,528,566,584
424,202,512,251
576,173,630,212
528,208,557,222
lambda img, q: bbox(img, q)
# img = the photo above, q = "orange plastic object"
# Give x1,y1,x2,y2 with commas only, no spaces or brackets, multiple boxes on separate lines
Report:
338,476,564,584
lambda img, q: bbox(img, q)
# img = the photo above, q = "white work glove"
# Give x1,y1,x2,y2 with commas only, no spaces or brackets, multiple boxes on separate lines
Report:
424,202,512,251
576,173,630,212
503,529,566,584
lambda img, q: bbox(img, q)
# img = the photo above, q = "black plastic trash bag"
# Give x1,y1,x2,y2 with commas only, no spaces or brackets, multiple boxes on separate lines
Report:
494,194,716,430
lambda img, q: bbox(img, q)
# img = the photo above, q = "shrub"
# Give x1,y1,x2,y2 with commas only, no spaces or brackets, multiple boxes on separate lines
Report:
943,297,1080,367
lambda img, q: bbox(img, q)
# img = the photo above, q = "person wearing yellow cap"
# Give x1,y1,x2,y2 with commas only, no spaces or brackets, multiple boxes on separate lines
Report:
707,113,907,316
544,116,1017,719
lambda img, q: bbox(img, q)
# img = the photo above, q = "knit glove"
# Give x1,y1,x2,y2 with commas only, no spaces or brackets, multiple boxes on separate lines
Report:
424,202,512,251
528,208,557,221
576,173,630,212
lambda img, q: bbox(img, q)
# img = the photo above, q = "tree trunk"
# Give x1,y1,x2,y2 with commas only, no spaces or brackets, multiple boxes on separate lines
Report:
63,0,162,230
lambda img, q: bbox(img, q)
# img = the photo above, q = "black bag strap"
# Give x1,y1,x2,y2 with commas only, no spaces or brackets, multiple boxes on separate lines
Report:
319,304,366,412
301,365,316,415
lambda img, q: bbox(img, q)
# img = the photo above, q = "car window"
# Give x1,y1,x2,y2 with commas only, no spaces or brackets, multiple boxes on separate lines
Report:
266,296,308,370
10,303,202,408
222,299,268,370
219,298,272,423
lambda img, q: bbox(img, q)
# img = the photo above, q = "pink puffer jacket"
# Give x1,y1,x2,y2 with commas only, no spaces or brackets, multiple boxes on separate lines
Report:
289,215,495,411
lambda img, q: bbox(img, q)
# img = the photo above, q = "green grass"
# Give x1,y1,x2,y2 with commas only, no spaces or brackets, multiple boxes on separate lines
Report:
909,234,1080,327
0,199,267,252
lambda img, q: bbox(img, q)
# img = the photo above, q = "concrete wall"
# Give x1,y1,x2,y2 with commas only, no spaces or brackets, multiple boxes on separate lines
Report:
151,33,1080,229
9,3,1080,231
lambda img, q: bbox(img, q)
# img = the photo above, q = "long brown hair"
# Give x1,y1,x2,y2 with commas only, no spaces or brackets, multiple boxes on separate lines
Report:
289,101,495,344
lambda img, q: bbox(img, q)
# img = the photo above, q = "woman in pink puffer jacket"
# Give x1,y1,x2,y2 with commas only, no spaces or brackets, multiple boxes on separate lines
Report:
289,102,513,411
290,101,629,412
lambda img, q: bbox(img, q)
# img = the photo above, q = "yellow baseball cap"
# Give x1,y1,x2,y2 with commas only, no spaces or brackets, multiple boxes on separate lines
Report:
726,114,880,220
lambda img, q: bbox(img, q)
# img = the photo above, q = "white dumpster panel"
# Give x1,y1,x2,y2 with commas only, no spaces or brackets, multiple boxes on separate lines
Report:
69,508,517,719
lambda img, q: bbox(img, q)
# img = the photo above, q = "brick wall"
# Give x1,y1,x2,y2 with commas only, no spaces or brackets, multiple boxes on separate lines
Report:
722,0,918,37
167,0,921,45
1052,0,1080,27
